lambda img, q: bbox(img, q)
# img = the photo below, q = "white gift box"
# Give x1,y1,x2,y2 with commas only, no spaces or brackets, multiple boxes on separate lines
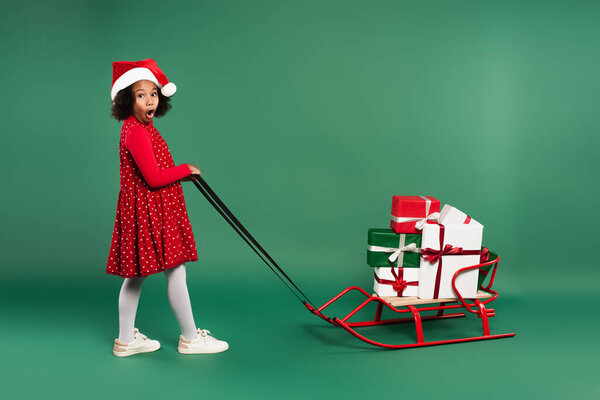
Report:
439,204,484,228
418,222,483,299
373,267,419,297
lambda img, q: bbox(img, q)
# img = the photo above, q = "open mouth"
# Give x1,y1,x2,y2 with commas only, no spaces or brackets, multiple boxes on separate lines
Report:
146,109,155,118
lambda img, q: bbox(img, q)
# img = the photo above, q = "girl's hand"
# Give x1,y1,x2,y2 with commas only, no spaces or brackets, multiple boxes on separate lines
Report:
181,164,201,182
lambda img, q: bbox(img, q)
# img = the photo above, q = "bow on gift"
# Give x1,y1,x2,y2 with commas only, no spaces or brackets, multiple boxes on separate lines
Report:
367,234,421,268
478,247,491,278
388,243,419,263
392,279,409,293
422,244,465,264
414,212,441,230
480,247,489,263
374,267,418,296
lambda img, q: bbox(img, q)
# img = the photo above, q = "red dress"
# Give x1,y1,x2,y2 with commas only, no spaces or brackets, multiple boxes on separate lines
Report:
106,115,198,278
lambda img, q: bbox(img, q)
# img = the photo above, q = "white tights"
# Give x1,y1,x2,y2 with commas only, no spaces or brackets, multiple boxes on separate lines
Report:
117,263,198,343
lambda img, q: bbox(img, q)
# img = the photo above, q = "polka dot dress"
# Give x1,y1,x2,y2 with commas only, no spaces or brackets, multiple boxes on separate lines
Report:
106,116,198,278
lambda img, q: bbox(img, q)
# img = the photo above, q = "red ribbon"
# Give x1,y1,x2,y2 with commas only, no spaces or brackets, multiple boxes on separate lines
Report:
480,247,489,263
422,244,465,264
478,247,491,277
374,267,418,296
422,225,481,299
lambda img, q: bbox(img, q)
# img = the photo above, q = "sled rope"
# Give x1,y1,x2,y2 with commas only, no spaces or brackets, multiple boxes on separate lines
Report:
191,175,315,309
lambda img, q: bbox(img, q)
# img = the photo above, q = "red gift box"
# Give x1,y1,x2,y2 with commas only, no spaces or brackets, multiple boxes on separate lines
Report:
390,196,441,234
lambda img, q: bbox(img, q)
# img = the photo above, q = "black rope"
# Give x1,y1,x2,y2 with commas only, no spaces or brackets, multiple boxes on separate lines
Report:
195,176,312,302
191,175,315,308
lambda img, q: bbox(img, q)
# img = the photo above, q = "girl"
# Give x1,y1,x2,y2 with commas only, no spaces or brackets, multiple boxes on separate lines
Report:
106,59,228,357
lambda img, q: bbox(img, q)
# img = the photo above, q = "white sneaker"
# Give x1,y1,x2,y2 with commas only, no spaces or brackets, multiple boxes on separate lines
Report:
113,328,161,357
178,328,229,354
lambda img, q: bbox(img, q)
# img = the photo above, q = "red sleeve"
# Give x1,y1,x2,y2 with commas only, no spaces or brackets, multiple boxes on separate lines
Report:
125,126,192,189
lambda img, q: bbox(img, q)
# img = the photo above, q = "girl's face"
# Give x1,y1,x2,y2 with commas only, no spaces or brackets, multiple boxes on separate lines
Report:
131,80,159,125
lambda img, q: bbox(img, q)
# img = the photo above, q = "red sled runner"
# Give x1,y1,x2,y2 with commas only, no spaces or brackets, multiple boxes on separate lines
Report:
192,176,516,349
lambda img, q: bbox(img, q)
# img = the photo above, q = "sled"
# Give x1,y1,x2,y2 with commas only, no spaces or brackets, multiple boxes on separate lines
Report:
191,176,516,349
304,250,515,348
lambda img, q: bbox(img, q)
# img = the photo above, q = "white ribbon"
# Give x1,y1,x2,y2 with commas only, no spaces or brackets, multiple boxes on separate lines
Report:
390,196,439,230
367,244,420,260
415,212,440,230
422,195,431,216
390,212,440,229
388,243,419,263
367,233,421,265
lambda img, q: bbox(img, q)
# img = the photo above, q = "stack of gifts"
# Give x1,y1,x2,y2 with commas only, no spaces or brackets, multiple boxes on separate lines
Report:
367,196,490,300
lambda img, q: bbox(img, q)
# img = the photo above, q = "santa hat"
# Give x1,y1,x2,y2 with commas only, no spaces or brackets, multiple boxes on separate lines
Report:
111,58,177,101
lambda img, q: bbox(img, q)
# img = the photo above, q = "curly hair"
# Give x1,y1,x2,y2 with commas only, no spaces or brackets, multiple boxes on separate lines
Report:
110,83,172,121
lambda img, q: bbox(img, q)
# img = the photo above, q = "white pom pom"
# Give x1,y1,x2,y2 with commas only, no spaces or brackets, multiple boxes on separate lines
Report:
161,82,177,97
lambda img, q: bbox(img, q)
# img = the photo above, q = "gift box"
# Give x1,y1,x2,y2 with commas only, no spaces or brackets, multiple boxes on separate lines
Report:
438,205,492,288
439,204,480,226
374,266,419,297
368,229,422,297
367,228,422,269
390,196,441,234
418,222,483,299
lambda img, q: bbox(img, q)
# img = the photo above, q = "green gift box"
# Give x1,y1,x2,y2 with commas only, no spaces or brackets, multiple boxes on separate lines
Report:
367,228,422,269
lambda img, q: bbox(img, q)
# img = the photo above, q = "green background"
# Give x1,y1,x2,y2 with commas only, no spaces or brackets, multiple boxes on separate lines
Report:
1,0,599,398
